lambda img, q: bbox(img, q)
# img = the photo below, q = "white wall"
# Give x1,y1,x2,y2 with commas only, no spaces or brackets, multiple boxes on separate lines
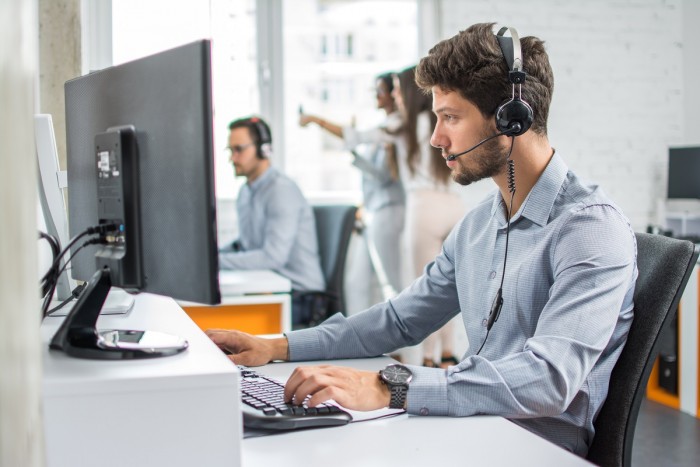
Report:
683,0,700,145
438,0,694,231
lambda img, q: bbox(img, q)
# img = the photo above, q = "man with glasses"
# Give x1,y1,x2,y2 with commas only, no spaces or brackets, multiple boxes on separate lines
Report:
220,116,325,326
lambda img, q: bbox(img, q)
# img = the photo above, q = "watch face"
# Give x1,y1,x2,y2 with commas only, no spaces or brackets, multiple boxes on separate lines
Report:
381,364,413,384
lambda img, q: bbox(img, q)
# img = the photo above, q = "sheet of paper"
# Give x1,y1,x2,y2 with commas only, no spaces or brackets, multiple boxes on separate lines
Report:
327,401,405,422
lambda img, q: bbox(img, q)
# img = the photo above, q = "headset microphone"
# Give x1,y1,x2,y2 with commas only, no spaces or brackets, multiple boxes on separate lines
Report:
445,124,521,162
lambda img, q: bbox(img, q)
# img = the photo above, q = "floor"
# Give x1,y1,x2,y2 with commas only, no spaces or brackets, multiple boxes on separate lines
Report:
632,398,700,466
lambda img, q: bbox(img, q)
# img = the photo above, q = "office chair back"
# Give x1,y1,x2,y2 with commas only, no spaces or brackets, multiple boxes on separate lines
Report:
298,204,356,327
587,233,699,467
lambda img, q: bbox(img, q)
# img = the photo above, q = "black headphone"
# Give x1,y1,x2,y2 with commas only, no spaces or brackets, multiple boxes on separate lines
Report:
494,26,534,137
247,117,273,159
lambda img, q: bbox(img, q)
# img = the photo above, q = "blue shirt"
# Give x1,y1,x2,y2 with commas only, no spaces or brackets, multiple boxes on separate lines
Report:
219,167,325,292
286,153,637,456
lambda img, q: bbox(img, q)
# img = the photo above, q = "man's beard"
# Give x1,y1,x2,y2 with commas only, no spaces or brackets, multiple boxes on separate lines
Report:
451,135,510,186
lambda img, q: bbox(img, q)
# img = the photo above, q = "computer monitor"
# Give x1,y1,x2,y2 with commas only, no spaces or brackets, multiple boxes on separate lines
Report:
667,146,700,199
51,40,221,359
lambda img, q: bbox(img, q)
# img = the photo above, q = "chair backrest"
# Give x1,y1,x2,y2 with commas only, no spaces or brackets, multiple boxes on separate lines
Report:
587,233,699,467
312,204,357,314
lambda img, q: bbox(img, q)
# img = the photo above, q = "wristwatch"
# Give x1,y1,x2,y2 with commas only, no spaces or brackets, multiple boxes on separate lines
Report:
379,364,413,409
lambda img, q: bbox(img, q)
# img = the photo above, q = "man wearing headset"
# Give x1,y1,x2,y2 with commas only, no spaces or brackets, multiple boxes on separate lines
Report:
219,116,325,326
208,25,637,456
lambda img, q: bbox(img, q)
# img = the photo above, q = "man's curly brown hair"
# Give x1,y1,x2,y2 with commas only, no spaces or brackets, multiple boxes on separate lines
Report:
415,23,554,136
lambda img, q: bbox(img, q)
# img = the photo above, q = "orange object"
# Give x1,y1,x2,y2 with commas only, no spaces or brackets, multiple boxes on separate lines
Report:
182,303,283,335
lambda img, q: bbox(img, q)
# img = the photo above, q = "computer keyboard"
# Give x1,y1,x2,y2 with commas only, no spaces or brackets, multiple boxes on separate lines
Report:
239,367,352,431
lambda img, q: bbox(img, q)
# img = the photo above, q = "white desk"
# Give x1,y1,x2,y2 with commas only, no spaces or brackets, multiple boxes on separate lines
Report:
42,297,591,467
41,293,242,467
242,359,593,467
218,269,291,296
181,269,292,334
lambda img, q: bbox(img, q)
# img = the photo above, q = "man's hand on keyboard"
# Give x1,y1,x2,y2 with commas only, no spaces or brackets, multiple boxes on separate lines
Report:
205,329,289,366
284,365,391,412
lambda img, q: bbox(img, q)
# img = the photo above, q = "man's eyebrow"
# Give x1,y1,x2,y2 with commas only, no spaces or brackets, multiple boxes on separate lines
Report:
433,106,461,115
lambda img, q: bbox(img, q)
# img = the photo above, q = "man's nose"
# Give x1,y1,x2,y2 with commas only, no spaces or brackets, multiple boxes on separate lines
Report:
430,126,445,150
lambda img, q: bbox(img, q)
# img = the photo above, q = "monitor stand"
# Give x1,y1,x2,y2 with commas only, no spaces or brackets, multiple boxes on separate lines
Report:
49,267,188,360
104,287,136,314
48,286,135,317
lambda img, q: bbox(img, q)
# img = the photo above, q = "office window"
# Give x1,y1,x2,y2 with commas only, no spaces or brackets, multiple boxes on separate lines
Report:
282,0,418,201
110,0,419,202
112,0,259,199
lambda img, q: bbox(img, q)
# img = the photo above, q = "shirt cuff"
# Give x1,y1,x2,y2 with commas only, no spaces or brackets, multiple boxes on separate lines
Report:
405,365,450,416
284,328,323,361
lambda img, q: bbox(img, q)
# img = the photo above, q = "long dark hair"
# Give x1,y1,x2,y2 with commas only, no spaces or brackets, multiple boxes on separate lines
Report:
396,66,450,184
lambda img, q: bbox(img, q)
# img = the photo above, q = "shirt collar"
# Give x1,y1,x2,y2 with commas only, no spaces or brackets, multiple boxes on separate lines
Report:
247,166,277,193
490,151,569,227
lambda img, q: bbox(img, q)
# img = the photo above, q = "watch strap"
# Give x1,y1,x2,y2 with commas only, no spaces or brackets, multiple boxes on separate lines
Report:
389,384,408,409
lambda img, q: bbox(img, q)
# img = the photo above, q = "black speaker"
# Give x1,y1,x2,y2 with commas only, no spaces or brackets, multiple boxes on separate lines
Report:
657,314,679,395
658,354,678,395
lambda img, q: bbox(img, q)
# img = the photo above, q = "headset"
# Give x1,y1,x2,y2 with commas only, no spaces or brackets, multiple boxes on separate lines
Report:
445,26,534,162
441,27,535,355
474,26,534,355
247,117,273,159
494,26,534,136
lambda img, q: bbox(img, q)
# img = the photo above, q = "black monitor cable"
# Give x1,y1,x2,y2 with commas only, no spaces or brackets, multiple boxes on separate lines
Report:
44,284,86,317
47,223,119,278
476,136,516,356
40,223,118,319
41,236,107,319
42,237,107,317
39,231,61,298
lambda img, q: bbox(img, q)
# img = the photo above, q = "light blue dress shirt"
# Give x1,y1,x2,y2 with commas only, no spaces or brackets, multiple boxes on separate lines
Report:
286,153,638,456
219,167,325,292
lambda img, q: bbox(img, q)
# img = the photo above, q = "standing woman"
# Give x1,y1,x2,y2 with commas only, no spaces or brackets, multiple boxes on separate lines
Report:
299,73,405,310
394,66,467,367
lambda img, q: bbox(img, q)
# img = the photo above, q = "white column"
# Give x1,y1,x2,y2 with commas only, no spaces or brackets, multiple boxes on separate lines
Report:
683,0,700,145
0,0,45,466
256,0,286,171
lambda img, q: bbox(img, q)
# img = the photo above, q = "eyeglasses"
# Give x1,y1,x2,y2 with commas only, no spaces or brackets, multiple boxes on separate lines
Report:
225,143,254,154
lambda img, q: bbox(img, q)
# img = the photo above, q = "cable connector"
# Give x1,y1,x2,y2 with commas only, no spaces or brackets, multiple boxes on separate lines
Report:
86,223,120,236
71,283,86,299
84,237,109,246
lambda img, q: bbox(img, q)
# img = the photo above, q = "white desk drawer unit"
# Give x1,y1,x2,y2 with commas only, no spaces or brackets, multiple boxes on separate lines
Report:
41,294,242,467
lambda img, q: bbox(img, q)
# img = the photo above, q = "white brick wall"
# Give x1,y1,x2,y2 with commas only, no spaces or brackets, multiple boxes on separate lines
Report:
439,0,691,231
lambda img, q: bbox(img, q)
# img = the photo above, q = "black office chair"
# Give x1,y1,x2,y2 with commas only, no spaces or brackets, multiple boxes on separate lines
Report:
295,204,357,328
586,232,699,467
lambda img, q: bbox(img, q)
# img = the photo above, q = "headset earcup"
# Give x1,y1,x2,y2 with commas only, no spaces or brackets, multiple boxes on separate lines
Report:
259,143,272,159
495,98,534,136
